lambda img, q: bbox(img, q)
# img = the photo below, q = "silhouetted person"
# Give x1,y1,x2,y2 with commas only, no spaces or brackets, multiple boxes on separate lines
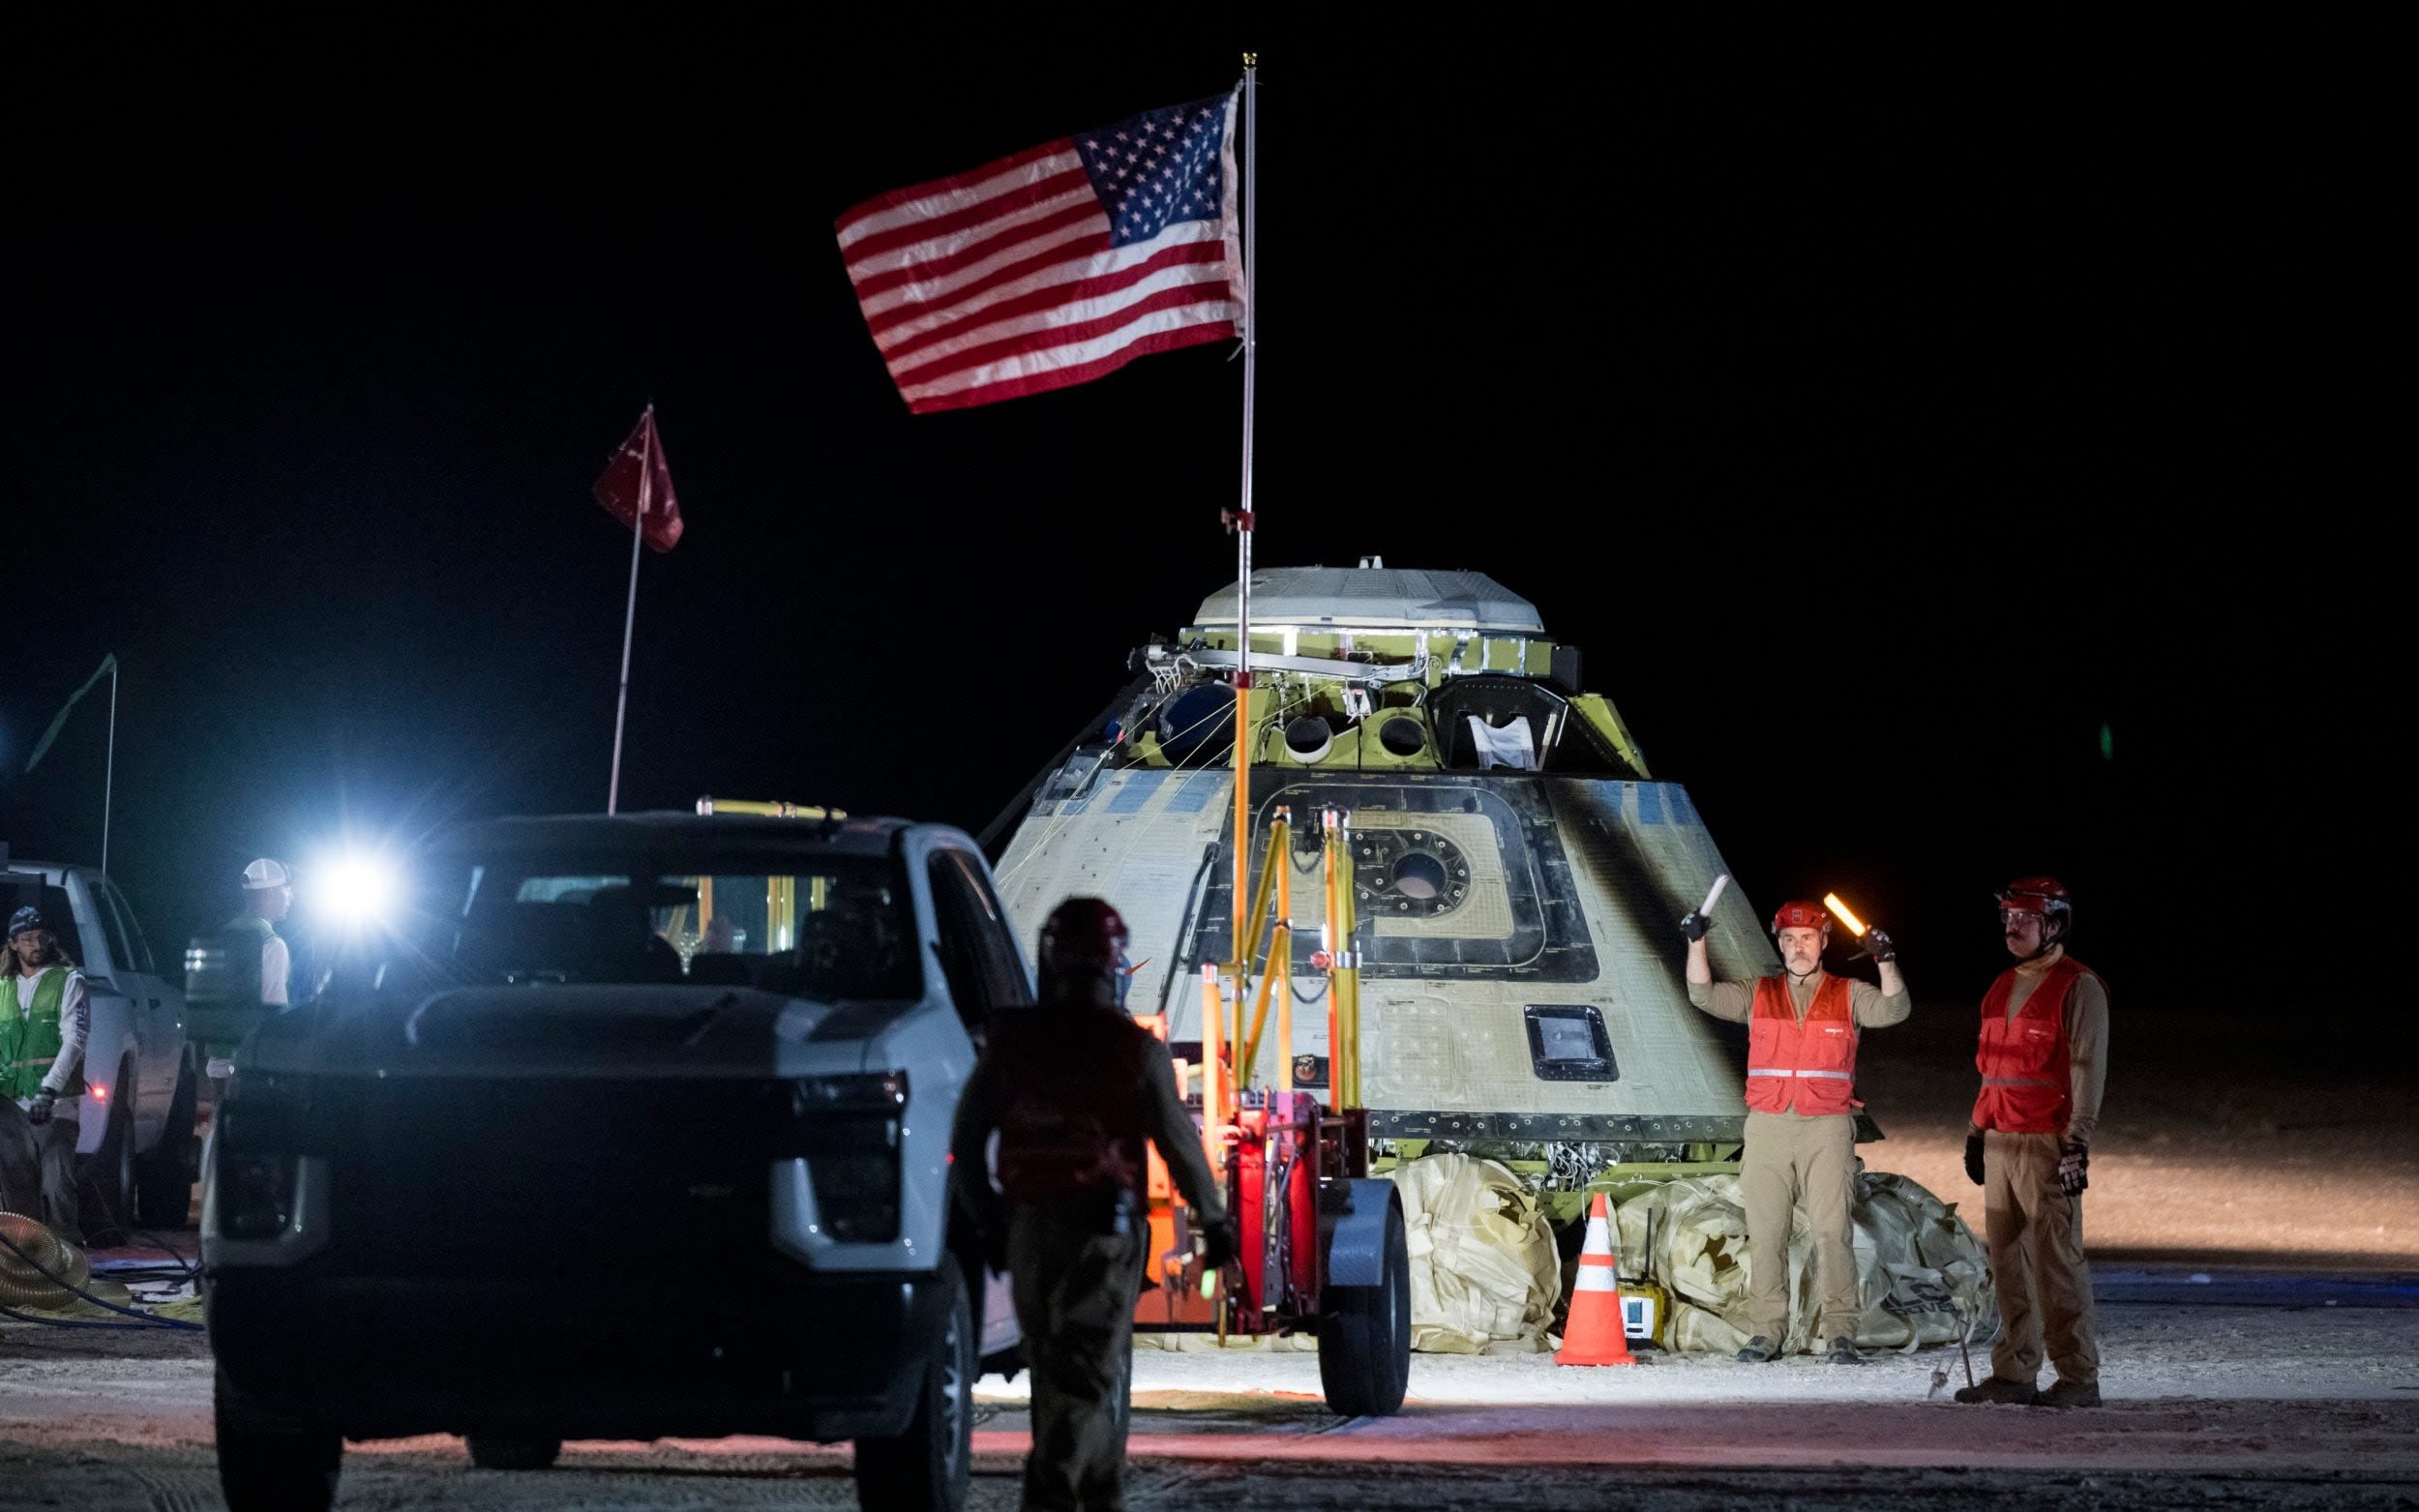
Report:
949,898,1234,1512
227,858,295,1007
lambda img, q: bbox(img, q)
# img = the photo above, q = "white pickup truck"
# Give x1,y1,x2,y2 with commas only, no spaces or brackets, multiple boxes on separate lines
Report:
3,850,199,1232
206,809,1030,1512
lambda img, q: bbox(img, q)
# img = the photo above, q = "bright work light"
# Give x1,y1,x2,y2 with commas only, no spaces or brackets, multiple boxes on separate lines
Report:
322,854,400,924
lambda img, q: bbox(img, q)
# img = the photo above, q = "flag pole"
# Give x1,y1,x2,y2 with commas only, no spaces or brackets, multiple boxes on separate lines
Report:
1226,55,1260,1106
606,408,651,815
102,658,117,874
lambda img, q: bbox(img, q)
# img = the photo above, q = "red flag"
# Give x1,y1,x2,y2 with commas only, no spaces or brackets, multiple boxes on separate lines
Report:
835,91,1242,414
592,406,683,551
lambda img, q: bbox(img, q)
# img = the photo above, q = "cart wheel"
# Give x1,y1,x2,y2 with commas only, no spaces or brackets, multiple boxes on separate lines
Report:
1318,1196,1411,1416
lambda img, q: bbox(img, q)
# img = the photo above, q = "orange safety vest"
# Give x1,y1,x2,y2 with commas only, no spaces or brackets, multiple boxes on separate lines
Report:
1971,955,2090,1134
1744,973,1860,1117
989,1007,1151,1203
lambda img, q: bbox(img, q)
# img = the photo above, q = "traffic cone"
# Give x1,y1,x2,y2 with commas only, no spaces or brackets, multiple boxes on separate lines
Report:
1556,1191,1637,1366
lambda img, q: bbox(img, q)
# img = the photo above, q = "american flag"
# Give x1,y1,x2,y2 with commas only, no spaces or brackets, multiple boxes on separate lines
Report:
836,91,1243,415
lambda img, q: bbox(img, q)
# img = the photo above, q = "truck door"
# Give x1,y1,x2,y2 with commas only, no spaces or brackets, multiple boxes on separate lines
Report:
99,878,184,1117
923,846,1034,1361
72,874,164,1149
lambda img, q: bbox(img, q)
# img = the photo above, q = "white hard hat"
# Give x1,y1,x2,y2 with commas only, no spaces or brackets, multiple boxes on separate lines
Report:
243,857,291,891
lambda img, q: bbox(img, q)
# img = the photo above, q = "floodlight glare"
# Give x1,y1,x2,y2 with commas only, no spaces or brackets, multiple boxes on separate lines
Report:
324,855,400,923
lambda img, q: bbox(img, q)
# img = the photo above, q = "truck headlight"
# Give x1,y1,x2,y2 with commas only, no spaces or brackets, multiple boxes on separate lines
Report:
215,1089,308,1239
220,1152,299,1239
789,1071,908,1112
786,1072,907,1243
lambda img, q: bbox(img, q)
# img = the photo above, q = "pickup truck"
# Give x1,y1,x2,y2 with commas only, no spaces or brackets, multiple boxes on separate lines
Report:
204,809,1033,1512
3,850,199,1233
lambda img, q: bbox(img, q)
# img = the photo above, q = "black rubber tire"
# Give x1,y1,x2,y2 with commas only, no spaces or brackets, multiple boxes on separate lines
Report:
134,1050,199,1229
853,1261,974,1512
74,1060,136,1244
466,1435,564,1470
1318,1196,1412,1417
215,1368,342,1512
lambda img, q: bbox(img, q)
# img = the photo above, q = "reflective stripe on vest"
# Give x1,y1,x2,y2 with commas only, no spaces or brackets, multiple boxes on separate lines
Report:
1744,973,1860,1116
1971,955,2089,1134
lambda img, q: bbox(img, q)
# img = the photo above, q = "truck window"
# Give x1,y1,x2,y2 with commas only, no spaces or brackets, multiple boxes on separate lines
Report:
430,849,919,995
927,850,1032,1028
85,881,134,978
101,880,155,973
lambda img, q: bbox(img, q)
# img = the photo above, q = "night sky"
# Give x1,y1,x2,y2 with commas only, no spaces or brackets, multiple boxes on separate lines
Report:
7,23,2349,993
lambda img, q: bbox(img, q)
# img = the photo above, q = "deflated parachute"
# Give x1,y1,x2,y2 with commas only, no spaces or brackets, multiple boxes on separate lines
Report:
1388,1154,1562,1354
1614,1171,1995,1356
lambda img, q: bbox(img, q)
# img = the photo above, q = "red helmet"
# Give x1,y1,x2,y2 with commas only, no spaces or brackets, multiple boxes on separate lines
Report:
1996,876,2072,919
1038,897,1130,976
1770,900,1831,935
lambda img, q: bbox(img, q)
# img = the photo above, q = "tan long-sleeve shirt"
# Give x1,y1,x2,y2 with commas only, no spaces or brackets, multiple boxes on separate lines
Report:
1687,970,1912,1030
1687,970,1910,1121
1973,944,2109,1146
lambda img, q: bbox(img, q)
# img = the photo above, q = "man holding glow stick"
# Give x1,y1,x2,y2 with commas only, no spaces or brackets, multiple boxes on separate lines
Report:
1682,878,1909,1363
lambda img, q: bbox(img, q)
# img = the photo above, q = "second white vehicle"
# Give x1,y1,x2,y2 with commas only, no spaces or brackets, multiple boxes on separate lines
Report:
3,848,199,1232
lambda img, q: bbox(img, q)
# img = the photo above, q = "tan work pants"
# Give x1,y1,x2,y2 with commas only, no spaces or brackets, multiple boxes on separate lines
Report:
1984,1129,2098,1387
1739,1110,1860,1344
1008,1202,1146,1512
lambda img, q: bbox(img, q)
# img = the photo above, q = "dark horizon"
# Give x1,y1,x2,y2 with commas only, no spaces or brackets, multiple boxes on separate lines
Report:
6,26,2349,993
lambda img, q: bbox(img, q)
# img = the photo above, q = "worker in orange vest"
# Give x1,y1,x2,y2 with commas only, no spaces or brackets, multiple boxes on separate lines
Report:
1955,876,2108,1408
951,898,1235,1511
1686,898,1908,1364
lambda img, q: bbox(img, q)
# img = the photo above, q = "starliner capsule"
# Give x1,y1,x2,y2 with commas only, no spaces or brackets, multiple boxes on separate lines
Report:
984,563,1817,1220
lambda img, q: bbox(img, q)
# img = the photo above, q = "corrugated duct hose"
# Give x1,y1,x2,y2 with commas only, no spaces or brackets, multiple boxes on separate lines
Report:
0,1209,202,1330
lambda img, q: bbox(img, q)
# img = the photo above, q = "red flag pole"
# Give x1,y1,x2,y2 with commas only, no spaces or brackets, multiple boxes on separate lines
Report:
606,407,652,815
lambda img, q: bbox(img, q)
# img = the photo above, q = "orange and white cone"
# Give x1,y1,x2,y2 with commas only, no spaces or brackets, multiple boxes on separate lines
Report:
1556,1190,1637,1366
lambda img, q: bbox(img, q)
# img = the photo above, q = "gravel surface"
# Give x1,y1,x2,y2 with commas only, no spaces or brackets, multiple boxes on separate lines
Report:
7,996,2412,1507
8,1293,2417,1508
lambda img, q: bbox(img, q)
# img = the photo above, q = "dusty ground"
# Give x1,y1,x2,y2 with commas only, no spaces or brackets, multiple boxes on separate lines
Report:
6,995,2413,1508
1855,996,2419,1269
8,1269,2417,1508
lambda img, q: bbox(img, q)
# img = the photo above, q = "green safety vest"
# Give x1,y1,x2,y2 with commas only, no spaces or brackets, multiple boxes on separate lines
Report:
1,965,80,1102
220,913,281,1003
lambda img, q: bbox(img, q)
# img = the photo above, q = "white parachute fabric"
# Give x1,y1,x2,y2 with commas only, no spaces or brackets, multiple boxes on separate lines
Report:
1612,1169,1995,1355
1463,715,1538,771
1387,1154,1562,1353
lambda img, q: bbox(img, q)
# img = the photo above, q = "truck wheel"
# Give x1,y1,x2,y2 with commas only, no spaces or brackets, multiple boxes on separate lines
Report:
74,1060,136,1243
134,1050,199,1229
466,1435,563,1469
853,1261,973,1512
215,1367,341,1511
1318,1198,1412,1417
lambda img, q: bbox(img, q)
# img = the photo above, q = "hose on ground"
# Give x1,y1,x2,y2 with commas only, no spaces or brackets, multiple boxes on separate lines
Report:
0,1210,203,1331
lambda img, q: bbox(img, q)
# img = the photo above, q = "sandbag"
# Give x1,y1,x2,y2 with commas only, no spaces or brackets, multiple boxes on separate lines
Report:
1612,1168,1994,1355
1387,1153,1561,1353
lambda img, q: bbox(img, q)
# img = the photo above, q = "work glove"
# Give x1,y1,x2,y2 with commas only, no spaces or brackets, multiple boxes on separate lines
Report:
1200,1215,1239,1271
2058,1139,2089,1196
1963,1129,1986,1187
1679,910,1714,942
25,1090,54,1127
1865,928,1897,964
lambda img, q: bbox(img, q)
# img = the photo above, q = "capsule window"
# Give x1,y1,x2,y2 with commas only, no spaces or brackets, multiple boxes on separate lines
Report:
1525,1004,1617,1082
